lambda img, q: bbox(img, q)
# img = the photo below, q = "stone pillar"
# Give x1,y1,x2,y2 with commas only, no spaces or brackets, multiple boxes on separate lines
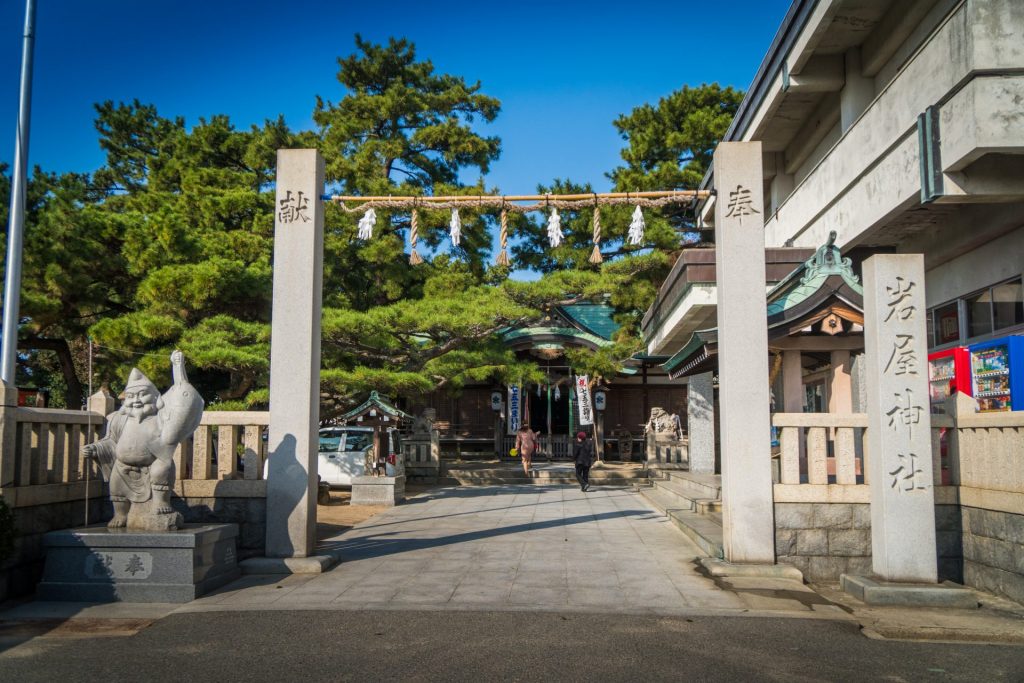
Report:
266,149,325,559
781,351,806,473
828,350,853,414
714,141,776,564
862,254,936,583
782,351,803,413
687,372,715,474
0,380,18,488
850,352,867,413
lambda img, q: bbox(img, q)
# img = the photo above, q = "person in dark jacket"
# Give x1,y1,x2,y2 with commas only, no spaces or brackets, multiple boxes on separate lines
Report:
572,430,594,492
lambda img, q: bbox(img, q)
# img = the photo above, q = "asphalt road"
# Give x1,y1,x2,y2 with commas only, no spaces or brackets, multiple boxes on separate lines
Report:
1,610,1021,682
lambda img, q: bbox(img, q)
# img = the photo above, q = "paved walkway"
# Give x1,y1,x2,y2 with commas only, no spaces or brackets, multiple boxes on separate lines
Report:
180,484,842,618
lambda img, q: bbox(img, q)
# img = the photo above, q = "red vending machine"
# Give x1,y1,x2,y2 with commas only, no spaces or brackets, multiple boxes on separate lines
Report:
927,347,971,413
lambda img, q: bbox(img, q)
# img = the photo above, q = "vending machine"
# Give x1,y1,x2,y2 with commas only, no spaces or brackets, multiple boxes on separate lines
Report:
927,347,971,413
968,335,1024,412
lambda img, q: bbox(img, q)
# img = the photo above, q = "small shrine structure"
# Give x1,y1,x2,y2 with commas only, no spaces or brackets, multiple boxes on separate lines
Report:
341,391,412,506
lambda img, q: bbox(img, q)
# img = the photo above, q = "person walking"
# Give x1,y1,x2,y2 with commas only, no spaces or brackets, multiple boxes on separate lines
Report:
515,423,540,476
572,430,594,492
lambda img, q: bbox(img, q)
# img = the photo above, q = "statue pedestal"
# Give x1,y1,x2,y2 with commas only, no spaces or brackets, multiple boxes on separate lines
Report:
645,434,688,469
37,524,240,603
351,475,405,506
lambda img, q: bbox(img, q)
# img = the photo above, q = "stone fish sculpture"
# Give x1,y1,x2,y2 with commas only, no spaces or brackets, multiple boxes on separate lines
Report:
85,351,204,531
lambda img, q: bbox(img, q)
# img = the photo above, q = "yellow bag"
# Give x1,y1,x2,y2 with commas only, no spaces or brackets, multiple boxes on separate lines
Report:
509,448,518,457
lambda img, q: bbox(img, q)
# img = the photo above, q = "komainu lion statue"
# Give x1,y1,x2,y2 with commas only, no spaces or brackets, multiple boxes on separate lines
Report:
645,407,682,440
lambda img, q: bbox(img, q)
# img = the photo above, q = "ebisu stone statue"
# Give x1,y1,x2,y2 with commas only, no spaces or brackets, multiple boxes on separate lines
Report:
85,351,204,531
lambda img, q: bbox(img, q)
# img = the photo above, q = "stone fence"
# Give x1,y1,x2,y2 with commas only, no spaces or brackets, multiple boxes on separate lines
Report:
0,385,270,601
770,405,1024,602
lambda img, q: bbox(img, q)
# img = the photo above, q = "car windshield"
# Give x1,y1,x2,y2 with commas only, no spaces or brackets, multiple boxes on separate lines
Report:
345,433,372,451
319,434,343,453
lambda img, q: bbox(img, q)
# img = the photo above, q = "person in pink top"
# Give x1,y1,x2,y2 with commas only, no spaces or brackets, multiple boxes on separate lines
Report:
515,423,540,476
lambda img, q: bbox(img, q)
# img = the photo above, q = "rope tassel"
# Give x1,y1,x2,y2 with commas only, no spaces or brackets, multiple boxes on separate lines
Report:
547,207,563,248
409,208,423,265
627,205,645,246
357,207,376,240
589,205,603,264
449,208,462,247
495,208,510,266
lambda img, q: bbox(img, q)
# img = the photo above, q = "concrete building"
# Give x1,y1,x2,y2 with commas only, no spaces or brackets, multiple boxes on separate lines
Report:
648,0,1024,365
640,0,1024,602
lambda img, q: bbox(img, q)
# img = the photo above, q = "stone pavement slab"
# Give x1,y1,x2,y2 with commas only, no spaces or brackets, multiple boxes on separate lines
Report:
175,484,851,620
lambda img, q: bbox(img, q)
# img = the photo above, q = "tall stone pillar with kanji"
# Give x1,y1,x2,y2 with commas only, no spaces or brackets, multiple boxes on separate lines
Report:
266,149,325,558
714,141,776,564
862,254,937,582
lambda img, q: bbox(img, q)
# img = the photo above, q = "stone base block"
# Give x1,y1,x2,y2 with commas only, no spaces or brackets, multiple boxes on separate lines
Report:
645,463,689,471
37,524,240,603
240,555,336,574
840,574,979,608
351,475,405,506
700,558,804,582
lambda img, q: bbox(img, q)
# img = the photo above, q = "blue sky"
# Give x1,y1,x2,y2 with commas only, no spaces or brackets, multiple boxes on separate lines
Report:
1,0,790,193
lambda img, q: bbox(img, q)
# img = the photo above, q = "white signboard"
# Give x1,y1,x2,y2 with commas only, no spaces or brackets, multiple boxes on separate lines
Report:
507,385,521,434
575,375,594,426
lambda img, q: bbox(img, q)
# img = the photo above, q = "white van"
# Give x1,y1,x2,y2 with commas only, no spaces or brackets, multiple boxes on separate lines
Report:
316,426,402,486
262,426,403,486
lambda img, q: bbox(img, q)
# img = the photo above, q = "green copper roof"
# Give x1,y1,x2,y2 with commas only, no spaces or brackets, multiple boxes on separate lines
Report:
661,233,865,380
765,231,863,317
340,390,413,422
502,326,611,348
662,329,718,374
559,303,620,341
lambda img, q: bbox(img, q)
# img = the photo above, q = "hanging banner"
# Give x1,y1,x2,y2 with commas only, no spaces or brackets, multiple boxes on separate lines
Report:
507,385,521,434
575,375,594,426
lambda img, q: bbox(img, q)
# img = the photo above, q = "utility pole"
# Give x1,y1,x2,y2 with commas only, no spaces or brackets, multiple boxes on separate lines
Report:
1,0,37,383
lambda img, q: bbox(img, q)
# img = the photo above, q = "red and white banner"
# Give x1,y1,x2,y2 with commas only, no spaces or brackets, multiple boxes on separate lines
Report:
575,375,594,426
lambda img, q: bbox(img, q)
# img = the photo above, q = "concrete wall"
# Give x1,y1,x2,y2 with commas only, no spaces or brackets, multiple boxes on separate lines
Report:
923,225,1024,307
0,497,107,603
774,502,963,583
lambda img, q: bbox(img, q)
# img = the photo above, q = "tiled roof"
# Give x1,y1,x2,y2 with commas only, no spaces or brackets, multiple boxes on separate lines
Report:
559,303,620,341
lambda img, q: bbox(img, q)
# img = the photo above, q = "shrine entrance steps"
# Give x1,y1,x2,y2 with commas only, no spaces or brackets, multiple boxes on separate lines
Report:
443,461,650,487
635,472,723,559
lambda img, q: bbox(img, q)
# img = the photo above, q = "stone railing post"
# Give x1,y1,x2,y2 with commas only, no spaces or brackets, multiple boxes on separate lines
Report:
943,391,977,486
87,387,115,418
0,380,17,487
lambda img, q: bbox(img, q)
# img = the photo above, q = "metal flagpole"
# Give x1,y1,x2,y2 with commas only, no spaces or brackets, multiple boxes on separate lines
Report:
1,0,38,384
85,338,93,527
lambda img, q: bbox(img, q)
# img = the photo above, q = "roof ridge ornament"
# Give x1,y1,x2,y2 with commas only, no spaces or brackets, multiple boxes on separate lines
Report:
799,230,859,287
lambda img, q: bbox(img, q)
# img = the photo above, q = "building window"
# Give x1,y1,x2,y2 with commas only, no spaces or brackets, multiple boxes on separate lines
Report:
966,289,993,338
992,279,1024,331
929,277,1023,348
933,301,960,346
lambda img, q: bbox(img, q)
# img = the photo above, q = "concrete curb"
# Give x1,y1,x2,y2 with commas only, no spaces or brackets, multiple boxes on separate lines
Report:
239,556,337,575
700,559,804,582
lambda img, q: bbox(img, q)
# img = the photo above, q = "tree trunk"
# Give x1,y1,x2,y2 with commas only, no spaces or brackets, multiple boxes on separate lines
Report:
19,336,84,408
